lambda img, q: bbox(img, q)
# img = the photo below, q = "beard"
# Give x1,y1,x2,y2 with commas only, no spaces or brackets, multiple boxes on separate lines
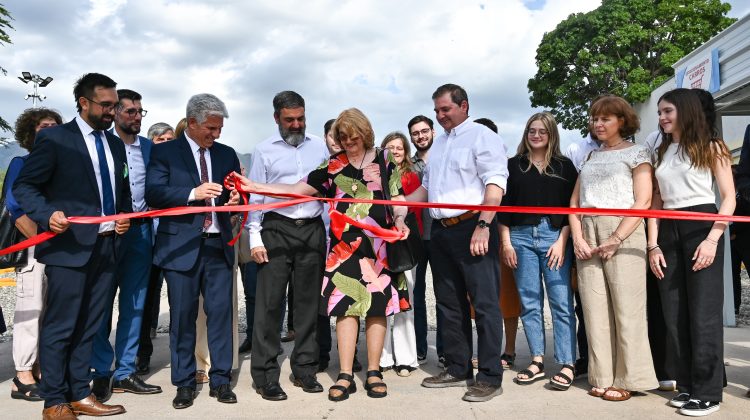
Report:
88,110,113,131
118,122,141,135
280,126,305,147
414,137,433,151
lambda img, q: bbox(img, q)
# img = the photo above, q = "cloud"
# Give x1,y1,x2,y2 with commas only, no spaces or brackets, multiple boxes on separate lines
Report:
1,0,746,155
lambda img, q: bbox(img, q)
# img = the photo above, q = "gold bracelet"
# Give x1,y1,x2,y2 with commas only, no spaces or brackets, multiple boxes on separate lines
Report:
611,231,624,243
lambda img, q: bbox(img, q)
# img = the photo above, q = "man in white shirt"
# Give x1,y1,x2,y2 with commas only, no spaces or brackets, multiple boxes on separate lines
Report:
248,91,329,400
90,89,161,402
408,84,508,402
564,133,600,172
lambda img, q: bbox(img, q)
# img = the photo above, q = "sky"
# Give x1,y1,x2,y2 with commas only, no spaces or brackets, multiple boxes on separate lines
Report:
1,0,749,155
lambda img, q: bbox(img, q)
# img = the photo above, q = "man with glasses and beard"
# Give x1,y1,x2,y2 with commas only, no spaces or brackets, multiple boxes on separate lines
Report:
90,89,162,402
407,115,444,366
14,73,131,419
247,91,329,400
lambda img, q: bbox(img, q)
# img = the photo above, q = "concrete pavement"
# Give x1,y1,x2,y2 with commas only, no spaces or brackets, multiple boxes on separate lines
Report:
1,326,749,419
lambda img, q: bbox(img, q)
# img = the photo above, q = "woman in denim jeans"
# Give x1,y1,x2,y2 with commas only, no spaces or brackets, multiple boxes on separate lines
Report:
499,112,578,390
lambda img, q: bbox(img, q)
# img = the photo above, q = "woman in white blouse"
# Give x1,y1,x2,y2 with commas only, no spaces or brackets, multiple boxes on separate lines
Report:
648,88,734,416
569,95,657,402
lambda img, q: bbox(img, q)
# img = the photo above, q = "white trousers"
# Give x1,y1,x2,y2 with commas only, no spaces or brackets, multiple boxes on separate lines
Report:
380,269,418,368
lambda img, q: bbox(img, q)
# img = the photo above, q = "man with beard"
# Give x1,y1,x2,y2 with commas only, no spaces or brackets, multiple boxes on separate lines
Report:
14,73,131,419
90,89,162,402
407,115,444,366
248,91,329,400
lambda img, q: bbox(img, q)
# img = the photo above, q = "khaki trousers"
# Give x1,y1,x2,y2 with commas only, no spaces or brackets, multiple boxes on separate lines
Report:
13,247,46,371
577,216,657,391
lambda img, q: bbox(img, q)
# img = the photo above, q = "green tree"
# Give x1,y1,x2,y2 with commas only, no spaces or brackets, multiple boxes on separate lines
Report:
528,0,736,134
1,3,14,134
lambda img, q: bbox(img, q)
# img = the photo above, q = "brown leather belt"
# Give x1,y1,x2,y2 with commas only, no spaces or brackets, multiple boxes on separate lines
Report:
439,211,477,227
98,231,115,237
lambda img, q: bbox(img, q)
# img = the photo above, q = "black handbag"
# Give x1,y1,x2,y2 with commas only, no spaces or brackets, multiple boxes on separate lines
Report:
0,162,29,269
377,150,423,273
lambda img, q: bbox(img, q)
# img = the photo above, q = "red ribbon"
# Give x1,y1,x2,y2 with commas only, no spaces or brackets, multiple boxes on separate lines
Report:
2,177,746,257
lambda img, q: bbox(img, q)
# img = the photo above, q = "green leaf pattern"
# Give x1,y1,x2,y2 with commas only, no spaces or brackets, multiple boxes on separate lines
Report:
331,272,372,316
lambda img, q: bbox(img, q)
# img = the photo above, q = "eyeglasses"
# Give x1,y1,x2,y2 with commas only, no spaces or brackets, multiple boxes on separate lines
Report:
410,128,432,138
122,108,148,117
85,97,117,112
527,129,549,136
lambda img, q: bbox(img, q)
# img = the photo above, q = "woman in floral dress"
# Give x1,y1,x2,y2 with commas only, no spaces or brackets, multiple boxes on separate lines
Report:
233,108,411,401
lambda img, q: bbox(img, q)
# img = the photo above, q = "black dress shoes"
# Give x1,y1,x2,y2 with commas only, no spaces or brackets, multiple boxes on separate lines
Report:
293,375,323,393
209,384,237,403
256,382,288,401
172,386,195,409
238,338,252,354
113,374,162,394
91,376,112,403
136,356,150,375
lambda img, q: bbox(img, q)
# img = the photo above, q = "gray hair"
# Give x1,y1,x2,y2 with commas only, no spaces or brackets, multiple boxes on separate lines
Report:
147,122,174,140
186,93,229,124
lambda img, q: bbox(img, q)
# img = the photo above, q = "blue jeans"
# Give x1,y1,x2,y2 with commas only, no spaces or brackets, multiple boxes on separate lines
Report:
510,218,575,365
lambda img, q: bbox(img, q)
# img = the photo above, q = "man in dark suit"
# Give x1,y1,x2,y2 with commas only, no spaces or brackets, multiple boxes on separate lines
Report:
145,93,241,409
13,73,131,419
90,89,162,402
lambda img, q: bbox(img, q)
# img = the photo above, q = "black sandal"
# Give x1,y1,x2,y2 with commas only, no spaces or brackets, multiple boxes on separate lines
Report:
11,377,43,402
328,373,357,402
364,370,387,398
500,353,516,370
549,364,576,390
514,361,545,385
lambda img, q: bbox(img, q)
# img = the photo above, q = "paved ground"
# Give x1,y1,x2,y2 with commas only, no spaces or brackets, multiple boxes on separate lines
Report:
1,268,749,418
1,328,748,419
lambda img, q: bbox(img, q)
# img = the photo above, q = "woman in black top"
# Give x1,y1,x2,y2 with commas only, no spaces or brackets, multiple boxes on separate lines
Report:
499,112,578,390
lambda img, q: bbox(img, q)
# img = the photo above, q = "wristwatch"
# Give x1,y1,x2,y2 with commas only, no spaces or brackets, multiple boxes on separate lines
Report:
477,219,489,229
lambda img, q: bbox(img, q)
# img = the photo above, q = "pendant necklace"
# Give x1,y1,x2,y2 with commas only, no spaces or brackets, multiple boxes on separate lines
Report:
350,150,369,193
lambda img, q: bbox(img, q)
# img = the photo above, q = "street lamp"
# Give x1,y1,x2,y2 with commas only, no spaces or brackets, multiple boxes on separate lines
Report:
18,72,53,107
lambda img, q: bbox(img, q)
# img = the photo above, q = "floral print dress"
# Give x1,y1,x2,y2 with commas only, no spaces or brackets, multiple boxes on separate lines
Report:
305,149,412,317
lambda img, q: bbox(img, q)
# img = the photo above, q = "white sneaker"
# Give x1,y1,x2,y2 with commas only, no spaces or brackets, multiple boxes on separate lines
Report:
669,393,691,408
659,380,677,391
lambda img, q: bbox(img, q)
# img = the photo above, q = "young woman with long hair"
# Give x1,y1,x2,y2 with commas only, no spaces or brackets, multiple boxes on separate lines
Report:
499,112,578,390
648,88,734,416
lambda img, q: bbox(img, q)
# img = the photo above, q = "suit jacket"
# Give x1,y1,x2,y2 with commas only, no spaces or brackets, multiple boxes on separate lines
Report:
12,119,133,267
145,134,241,271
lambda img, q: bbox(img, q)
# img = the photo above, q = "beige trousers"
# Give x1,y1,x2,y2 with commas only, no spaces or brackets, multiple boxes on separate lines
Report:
12,247,46,371
577,216,657,391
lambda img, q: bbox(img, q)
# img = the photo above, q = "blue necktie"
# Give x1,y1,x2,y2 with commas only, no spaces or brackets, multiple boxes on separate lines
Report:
93,131,116,216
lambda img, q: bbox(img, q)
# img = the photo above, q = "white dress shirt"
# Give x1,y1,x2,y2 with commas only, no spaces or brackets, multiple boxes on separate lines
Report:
75,116,116,233
422,118,508,219
185,134,220,233
564,134,601,173
111,130,147,212
247,133,329,249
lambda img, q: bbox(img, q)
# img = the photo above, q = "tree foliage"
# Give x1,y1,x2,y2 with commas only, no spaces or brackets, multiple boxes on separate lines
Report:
528,0,736,134
1,3,14,134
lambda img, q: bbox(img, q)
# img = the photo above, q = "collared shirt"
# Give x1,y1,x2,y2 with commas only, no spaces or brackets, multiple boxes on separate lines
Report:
564,134,601,173
111,130,147,212
75,116,116,233
185,134,220,233
410,153,432,240
247,133,328,249
422,118,508,219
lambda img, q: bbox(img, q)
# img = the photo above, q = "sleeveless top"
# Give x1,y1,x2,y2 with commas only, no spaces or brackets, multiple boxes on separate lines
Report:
654,142,714,209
